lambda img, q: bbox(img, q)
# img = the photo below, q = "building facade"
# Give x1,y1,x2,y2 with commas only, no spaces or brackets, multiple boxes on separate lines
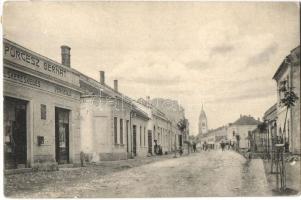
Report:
131,107,150,157
137,98,174,154
263,103,277,157
3,39,190,169
273,46,300,154
4,39,82,169
200,125,228,149
150,98,189,146
227,115,261,149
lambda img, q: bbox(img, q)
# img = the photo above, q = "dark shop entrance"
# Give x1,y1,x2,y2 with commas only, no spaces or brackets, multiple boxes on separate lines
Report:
4,96,28,169
55,107,70,164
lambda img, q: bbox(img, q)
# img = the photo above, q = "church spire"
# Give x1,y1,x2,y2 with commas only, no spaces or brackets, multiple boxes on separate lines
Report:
199,103,208,135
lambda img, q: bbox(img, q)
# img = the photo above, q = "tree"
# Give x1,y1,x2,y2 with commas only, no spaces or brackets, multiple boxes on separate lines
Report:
177,118,187,132
176,118,188,156
279,80,299,147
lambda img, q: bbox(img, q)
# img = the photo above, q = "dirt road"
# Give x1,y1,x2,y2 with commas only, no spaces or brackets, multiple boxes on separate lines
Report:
5,150,273,197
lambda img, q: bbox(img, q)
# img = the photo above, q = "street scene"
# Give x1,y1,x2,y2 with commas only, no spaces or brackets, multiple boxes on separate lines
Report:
5,150,272,198
2,2,301,198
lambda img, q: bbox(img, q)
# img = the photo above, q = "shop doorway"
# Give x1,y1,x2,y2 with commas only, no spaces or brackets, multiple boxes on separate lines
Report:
179,135,183,147
55,108,70,164
4,97,27,169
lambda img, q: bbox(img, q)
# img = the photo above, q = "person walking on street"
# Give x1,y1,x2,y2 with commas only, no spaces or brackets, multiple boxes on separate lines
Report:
221,141,225,151
193,142,197,152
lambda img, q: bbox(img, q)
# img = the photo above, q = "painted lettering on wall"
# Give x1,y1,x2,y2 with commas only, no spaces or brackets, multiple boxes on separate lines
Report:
55,86,72,96
4,68,41,87
4,43,66,78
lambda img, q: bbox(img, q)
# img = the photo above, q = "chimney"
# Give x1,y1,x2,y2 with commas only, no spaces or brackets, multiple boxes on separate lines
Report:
146,96,151,107
114,80,118,91
61,45,71,67
99,71,105,85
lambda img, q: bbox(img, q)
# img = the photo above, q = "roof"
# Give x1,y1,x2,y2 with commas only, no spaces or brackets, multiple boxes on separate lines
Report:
199,105,207,119
136,98,170,122
232,115,261,126
132,106,150,120
207,125,228,134
78,71,134,103
263,103,277,120
273,45,300,80
199,109,206,118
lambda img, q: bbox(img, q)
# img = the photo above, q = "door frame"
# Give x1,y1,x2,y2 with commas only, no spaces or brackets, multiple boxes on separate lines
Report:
55,107,70,164
4,95,32,168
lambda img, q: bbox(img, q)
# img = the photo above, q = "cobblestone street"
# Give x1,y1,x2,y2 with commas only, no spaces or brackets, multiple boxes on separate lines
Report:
5,150,274,197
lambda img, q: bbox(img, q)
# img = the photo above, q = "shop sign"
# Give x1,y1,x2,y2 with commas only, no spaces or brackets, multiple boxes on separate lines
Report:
4,68,41,88
3,41,79,86
55,86,72,96
4,68,75,98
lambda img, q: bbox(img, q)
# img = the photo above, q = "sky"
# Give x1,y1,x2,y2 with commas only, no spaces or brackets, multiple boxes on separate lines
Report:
2,2,300,135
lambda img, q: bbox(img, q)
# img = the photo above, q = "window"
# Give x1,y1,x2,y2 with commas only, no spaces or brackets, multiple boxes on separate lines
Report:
41,104,46,120
120,119,123,144
114,117,118,144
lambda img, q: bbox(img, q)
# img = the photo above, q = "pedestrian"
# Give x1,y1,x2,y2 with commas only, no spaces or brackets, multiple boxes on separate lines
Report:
203,142,207,151
154,140,158,155
179,146,183,156
80,151,85,167
221,141,225,151
193,142,197,152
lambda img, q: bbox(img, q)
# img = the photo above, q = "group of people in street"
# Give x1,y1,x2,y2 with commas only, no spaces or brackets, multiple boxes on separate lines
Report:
156,140,238,156
219,140,237,151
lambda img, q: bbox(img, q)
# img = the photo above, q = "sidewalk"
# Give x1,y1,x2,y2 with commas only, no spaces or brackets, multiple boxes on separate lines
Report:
263,159,300,196
4,154,176,197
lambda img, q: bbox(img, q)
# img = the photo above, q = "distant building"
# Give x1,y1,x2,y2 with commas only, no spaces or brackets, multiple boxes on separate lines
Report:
227,115,261,149
201,126,228,149
201,133,215,149
136,98,174,154
198,105,208,135
250,123,268,157
273,45,300,154
263,103,277,156
150,98,189,147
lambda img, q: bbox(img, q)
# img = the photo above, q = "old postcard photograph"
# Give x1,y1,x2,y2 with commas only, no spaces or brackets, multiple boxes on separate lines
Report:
1,1,300,198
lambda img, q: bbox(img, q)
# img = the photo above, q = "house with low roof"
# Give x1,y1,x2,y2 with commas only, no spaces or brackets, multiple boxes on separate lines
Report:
227,115,261,149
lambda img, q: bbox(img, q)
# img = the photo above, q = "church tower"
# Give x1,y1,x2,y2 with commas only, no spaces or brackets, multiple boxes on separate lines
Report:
198,104,208,135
